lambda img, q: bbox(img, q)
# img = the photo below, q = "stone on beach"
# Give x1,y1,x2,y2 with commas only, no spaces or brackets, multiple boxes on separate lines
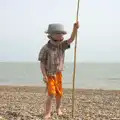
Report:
0,86,120,120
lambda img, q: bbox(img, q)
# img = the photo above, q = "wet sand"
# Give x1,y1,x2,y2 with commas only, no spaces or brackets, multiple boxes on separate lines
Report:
0,86,120,120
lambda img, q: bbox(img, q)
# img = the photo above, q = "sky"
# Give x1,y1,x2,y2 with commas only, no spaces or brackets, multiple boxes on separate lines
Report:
0,0,120,62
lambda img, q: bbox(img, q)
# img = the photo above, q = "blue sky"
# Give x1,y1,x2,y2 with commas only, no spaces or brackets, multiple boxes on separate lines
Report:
0,0,120,62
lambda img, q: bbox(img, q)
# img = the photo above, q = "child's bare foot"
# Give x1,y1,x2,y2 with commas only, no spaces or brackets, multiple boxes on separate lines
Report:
44,113,51,120
56,109,63,116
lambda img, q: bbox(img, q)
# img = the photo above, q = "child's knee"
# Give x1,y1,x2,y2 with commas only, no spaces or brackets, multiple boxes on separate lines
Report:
56,95,62,99
48,94,54,99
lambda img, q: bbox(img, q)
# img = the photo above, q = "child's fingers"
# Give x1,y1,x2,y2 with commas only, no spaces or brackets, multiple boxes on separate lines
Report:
74,21,79,28
43,77,48,83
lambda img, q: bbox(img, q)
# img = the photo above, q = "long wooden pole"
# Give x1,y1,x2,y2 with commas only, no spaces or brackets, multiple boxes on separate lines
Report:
72,0,80,118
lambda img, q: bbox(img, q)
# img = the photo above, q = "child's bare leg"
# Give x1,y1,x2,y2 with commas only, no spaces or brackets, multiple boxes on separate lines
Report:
56,95,63,115
44,95,53,119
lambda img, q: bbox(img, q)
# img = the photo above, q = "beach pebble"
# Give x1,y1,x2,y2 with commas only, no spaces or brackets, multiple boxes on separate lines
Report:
0,86,120,120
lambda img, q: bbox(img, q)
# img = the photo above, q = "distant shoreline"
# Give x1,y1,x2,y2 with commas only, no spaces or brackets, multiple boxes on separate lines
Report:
0,61,120,64
0,85,120,92
0,62,120,90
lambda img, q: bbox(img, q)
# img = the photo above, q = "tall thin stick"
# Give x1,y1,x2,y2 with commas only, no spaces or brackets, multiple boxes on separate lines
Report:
72,0,80,118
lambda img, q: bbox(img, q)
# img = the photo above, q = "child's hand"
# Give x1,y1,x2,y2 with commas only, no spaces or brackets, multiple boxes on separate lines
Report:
43,76,48,83
74,21,80,29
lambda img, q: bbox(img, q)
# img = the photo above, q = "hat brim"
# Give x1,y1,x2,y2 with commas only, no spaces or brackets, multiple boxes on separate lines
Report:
45,30,67,34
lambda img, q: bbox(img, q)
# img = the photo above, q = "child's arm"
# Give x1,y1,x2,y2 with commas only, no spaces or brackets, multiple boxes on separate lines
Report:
40,62,48,83
67,21,79,44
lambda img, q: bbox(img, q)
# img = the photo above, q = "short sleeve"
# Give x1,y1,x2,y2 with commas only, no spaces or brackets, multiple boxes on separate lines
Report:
38,46,48,64
60,40,70,51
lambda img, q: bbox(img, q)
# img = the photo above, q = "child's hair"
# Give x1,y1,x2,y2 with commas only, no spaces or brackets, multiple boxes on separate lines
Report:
47,34,52,40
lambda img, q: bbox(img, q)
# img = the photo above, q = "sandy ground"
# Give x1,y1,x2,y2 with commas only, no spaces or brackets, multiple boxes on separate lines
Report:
0,86,120,120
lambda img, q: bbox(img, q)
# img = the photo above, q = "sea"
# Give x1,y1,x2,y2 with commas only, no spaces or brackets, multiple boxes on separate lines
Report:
0,62,120,90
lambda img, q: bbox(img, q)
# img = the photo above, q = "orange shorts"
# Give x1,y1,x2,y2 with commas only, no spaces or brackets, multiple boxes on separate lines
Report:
47,72,63,97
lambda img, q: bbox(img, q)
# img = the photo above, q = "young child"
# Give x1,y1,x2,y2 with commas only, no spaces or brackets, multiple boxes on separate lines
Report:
38,21,79,119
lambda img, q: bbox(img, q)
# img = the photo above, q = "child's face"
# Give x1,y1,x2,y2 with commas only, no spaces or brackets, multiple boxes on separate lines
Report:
51,33,64,41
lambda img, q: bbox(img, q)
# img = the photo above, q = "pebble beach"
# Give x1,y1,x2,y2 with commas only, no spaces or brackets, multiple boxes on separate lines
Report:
0,86,120,120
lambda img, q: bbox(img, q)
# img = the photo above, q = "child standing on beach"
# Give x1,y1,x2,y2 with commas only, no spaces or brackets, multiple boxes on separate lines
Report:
38,21,79,119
